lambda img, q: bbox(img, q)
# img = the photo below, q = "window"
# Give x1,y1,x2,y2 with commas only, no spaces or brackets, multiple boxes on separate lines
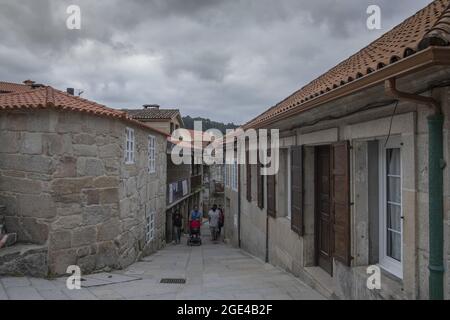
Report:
148,135,156,173
125,127,135,164
224,165,229,187
379,143,403,278
146,210,155,243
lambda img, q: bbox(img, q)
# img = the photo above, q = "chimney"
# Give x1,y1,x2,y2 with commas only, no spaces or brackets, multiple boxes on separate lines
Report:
143,104,160,109
23,80,35,86
67,88,75,95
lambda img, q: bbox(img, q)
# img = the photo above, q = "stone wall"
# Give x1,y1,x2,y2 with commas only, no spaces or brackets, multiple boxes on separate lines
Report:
0,109,166,276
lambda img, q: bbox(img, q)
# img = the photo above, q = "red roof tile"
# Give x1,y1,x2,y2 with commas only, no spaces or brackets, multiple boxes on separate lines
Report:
0,85,169,136
0,81,37,94
245,0,450,128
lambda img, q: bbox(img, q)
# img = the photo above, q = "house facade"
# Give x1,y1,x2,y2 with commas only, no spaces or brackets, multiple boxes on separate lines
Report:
224,0,450,299
126,108,204,243
0,83,167,277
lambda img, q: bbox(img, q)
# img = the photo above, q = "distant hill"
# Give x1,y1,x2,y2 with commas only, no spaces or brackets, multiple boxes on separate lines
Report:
182,116,239,134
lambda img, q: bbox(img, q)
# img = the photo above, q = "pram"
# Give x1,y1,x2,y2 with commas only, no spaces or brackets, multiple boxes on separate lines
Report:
187,219,202,246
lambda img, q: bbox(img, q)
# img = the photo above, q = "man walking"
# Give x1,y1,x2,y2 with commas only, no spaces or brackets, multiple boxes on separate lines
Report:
172,210,182,244
208,204,220,241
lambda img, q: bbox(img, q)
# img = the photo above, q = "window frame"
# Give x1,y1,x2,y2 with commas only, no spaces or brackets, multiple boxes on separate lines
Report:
125,127,135,164
146,210,155,243
148,134,156,173
378,138,403,279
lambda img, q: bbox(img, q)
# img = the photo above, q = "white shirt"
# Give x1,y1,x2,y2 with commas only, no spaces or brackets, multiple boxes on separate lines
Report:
208,209,220,228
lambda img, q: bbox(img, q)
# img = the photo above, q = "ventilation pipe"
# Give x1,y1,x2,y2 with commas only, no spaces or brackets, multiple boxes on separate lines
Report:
385,77,444,300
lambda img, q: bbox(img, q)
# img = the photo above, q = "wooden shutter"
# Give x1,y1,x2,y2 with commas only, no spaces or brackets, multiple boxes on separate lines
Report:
332,141,351,266
257,161,264,209
267,174,276,217
246,151,252,202
291,146,303,236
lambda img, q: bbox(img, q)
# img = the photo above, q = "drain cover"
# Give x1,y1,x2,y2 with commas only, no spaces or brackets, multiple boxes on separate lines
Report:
160,278,186,284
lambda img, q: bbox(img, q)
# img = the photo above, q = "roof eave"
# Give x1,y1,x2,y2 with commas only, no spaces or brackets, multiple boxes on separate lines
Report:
245,46,450,129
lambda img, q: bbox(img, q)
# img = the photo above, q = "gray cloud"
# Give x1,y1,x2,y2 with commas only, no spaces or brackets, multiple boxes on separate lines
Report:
0,0,433,124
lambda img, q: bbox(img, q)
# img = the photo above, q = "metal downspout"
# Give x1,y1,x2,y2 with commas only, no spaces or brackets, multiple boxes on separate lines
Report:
385,78,444,300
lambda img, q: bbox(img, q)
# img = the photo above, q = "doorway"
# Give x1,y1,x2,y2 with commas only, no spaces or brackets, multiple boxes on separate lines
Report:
315,145,333,275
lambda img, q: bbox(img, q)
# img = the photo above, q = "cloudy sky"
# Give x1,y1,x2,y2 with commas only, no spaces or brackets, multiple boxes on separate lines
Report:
0,0,432,124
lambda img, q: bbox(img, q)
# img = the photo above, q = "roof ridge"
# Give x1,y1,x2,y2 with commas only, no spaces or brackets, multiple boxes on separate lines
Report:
0,85,46,97
0,80,28,86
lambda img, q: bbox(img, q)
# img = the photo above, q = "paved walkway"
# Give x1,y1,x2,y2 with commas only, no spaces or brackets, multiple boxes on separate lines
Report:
0,227,324,300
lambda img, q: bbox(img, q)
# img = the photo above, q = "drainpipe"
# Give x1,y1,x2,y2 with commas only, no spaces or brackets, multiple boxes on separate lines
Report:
385,78,444,300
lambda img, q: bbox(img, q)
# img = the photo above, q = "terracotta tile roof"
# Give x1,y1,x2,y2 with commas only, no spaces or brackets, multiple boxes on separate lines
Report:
0,85,169,136
245,0,450,128
0,81,38,94
125,108,181,120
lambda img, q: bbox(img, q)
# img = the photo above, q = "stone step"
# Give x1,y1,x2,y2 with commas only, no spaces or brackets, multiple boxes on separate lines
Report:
0,244,48,277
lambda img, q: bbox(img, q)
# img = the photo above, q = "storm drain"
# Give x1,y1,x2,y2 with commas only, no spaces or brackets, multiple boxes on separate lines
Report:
160,278,186,284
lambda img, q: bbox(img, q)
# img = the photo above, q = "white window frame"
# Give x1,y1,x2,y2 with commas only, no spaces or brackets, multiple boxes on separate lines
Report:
125,127,135,164
287,148,292,220
148,135,156,173
378,138,403,279
146,210,155,243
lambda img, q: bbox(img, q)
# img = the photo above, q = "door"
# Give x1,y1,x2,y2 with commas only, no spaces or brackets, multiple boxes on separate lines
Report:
315,146,333,275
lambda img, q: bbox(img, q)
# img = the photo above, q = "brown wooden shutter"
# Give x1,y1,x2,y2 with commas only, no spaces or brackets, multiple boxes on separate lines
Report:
267,174,276,217
332,141,351,266
257,161,264,209
246,151,252,202
291,146,303,236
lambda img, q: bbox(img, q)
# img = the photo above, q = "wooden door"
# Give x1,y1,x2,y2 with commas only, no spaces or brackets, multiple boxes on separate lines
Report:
315,146,333,275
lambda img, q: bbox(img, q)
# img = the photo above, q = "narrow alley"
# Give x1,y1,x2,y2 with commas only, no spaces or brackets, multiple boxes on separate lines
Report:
0,225,324,300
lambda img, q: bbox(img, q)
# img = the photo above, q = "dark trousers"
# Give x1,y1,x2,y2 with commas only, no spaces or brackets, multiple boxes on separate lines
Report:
174,226,181,244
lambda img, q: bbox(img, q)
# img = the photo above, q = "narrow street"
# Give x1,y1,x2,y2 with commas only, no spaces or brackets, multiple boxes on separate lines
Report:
0,224,324,300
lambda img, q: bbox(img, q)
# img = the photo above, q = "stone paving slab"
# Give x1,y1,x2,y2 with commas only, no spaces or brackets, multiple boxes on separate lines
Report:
0,226,325,300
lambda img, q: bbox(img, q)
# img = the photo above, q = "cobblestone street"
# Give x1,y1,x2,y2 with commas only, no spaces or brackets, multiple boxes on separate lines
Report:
0,227,324,300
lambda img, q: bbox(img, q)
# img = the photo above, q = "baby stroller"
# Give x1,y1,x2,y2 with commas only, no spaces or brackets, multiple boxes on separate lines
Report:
187,219,202,246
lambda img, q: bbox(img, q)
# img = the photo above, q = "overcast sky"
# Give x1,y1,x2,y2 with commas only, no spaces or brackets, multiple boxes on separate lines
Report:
0,0,433,124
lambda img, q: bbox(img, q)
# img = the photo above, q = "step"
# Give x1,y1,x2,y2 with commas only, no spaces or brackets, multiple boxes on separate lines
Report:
0,244,48,277
297,266,340,300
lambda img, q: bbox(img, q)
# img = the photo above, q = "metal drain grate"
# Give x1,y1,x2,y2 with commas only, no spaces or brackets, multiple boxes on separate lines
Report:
160,278,186,284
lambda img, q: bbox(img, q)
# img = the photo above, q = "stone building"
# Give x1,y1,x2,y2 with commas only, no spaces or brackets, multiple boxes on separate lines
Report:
225,0,450,299
0,82,167,277
125,108,204,243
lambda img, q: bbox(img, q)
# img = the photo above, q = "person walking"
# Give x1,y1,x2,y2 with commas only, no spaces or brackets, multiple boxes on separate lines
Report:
208,204,220,241
218,205,224,236
172,210,182,244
